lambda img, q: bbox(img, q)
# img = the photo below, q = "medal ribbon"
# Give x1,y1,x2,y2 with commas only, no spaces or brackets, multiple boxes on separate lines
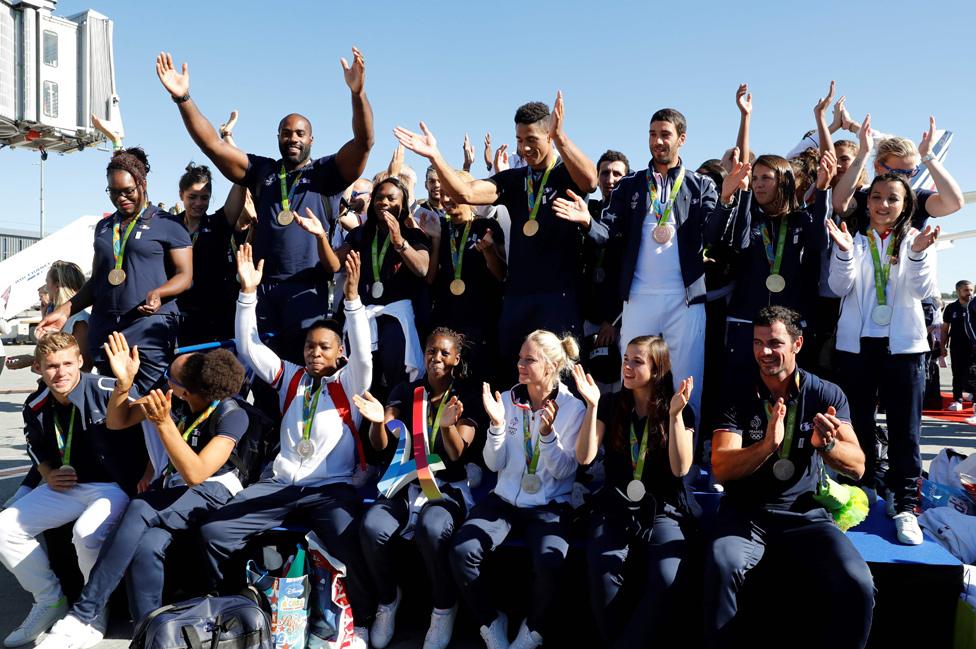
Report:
629,417,651,481
525,157,557,226
164,400,219,477
521,407,541,475
448,221,472,282
426,384,453,449
646,167,686,227
760,215,790,276
371,231,392,284
412,386,444,500
866,231,892,307
302,376,323,443
278,164,305,214
53,405,77,465
763,372,800,461
112,205,145,273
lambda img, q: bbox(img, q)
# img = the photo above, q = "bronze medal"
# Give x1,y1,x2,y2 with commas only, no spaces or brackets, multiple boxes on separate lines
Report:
652,224,673,244
450,279,466,296
276,209,294,226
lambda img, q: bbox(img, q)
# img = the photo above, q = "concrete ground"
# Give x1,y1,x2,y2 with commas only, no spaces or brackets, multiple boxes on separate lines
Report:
0,344,973,648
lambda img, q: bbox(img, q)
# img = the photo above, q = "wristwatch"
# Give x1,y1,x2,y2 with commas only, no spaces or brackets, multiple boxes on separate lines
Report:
821,438,837,453
395,240,408,253
921,153,936,164
172,92,190,104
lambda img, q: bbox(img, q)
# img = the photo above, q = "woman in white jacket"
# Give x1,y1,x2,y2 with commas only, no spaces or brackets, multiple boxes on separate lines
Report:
450,330,586,649
827,172,940,546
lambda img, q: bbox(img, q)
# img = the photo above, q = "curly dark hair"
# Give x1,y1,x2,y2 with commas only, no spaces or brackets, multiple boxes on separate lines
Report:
597,150,631,175
179,162,213,193
425,327,468,378
514,101,551,128
107,147,150,188
179,349,245,402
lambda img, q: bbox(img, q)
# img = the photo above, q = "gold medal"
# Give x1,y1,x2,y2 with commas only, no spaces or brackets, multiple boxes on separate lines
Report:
108,268,126,286
652,224,673,244
277,209,294,226
450,279,466,296
523,220,540,237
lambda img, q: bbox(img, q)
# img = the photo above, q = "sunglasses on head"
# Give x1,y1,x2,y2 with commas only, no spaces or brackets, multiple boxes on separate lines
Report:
164,368,185,390
881,162,921,179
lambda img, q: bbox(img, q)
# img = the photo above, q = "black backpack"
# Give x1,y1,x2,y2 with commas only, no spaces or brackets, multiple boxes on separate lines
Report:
130,592,271,649
211,398,279,487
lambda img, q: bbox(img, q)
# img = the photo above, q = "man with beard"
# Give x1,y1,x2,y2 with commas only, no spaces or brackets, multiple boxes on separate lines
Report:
155,49,373,362
706,306,873,648
395,93,600,371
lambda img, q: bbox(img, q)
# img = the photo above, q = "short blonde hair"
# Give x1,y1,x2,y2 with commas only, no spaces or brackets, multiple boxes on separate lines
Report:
34,332,80,363
525,329,579,385
875,137,919,166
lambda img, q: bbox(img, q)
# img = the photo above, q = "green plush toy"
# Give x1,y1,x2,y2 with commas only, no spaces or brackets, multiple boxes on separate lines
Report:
813,465,870,532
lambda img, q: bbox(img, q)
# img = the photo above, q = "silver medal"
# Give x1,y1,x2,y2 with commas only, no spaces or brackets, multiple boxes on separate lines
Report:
521,473,542,494
871,304,893,326
626,479,646,502
772,458,795,481
296,438,315,458
371,281,385,299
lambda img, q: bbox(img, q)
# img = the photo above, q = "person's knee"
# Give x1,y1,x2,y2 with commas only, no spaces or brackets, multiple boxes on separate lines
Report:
360,507,395,552
534,543,568,576
449,533,484,579
831,557,875,609
707,537,751,583
416,507,454,549
0,508,19,548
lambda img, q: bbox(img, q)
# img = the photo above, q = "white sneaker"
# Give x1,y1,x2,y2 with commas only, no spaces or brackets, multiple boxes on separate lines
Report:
3,598,68,647
509,620,543,649
35,615,103,649
894,511,924,545
349,626,369,649
948,401,964,411
369,587,400,649
423,606,457,649
479,612,509,649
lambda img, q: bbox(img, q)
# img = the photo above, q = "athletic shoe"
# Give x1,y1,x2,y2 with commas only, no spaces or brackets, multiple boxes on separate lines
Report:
966,415,976,426
34,615,103,649
422,606,458,649
349,626,369,649
479,612,509,649
3,598,68,647
948,401,964,411
509,620,543,649
893,511,923,545
369,588,400,649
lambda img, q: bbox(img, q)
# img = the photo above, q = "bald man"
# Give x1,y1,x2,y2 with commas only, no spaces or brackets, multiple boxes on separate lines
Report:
156,49,374,362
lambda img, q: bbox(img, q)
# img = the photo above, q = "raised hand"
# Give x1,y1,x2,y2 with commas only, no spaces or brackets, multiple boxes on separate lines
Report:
494,144,510,172
825,218,853,252
220,110,239,138
549,90,565,139
463,133,475,170
830,95,847,131
736,83,752,116
669,377,694,418
813,80,836,118
812,405,840,451
294,207,327,238
417,208,442,239
35,309,67,338
918,115,938,158
721,150,750,202
352,390,385,423
137,389,173,426
571,364,600,409
539,400,559,436
237,189,257,232
393,122,439,160
382,211,404,248
236,242,264,293
911,224,940,253
816,150,837,189
441,395,464,427
474,228,494,255
103,331,140,389
483,132,493,169
344,250,361,300
858,113,874,154
765,398,786,449
340,47,366,95
155,52,189,98
482,382,505,427
552,189,591,226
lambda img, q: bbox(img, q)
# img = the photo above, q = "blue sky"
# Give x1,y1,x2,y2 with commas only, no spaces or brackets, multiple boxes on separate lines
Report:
3,0,975,292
